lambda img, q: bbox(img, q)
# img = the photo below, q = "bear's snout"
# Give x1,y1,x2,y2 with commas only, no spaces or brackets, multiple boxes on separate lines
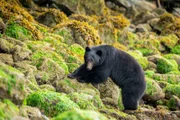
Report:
86,61,93,71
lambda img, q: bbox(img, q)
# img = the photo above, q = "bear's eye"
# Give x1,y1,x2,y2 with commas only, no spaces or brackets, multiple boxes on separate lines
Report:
96,50,102,56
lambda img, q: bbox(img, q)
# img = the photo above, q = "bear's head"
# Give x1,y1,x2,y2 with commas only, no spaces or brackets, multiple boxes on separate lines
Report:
84,46,104,71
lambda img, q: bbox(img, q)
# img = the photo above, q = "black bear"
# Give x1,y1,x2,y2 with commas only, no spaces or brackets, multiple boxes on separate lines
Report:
68,45,146,110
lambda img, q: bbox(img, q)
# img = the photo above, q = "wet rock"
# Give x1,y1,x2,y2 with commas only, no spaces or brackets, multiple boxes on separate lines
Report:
100,109,137,120
125,108,179,120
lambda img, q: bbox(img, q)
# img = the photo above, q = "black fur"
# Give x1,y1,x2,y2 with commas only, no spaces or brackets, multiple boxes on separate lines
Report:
68,45,146,110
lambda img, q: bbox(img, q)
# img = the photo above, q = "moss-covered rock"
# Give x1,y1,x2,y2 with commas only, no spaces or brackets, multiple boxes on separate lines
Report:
19,106,47,120
36,8,68,27
37,58,65,84
159,34,179,49
117,31,139,48
5,21,32,40
31,49,68,73
0,53,13,65
53,20,101,47
164,84,180,98
152,73,180,84
167,95,180,110
0,62,27,104
52,0,106,16
26,91,79,117
56,78,100,97
52,109,108,120
143,77,165,101
154,13,180,37
171,45,180,55
128,50,149,69
0,99,19,120
157,58,179,74
68,92,104,110
164,54,180,70
94,79,121,110
134,39,161,56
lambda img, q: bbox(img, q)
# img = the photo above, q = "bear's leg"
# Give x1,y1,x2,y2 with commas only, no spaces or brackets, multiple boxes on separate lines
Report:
122,91,138,110
121,82,145,110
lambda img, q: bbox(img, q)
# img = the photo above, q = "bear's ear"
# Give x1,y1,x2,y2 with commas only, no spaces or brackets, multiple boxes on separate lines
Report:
85,47,91,52
96,50,102,56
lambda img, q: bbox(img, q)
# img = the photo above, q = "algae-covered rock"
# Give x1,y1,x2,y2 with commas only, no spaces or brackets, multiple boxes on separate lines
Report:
5,21,32,40
164,54,180,70
36,8,68,27
37,58,65,84
0,53,13,65
52,109,108,120
19,106,48,120
0,62,27,104
56,78,100,96
157,57,179,73
153,13,180,37
152,73,180,84
0,99,19,120
134,39,160,56
143,77,165,101
94,79,120,109
31,49,68,73
100,109,137,120
159,34,179,49
126,108,179,120
26,91,79,117
167,95,180,110
53,20,101,47
164,84,180,98
68,92,104,110
171,45,180,55
128,50,149,69
52,0,106,16
39,84,56,91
